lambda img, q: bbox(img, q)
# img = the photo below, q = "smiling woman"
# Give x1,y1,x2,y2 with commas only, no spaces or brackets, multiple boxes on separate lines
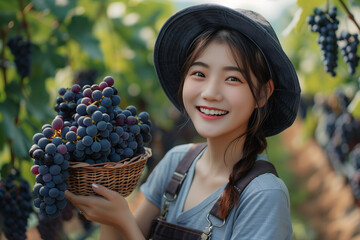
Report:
66,4,300,240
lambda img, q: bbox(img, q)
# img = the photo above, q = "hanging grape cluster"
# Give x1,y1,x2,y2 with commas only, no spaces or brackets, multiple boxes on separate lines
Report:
338,31,359,75
0,169,33,240
307,7,339,76
29,76,152,218
314,89,360,204
7,36,32,78
307,6,360,76
37,202,75,240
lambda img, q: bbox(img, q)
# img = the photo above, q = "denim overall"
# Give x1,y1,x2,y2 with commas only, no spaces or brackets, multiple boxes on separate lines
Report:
148,143,278,240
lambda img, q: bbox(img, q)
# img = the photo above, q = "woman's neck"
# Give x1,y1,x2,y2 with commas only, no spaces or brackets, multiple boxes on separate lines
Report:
199,137,246,177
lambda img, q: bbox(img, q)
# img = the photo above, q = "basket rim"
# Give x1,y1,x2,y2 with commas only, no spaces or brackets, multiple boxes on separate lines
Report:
69,147,152,170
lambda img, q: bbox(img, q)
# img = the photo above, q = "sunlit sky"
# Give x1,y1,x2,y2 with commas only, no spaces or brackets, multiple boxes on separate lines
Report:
172,0,297,21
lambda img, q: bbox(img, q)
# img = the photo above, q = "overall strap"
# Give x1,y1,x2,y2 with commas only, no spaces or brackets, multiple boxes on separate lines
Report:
164,142,207,198
209,160,278,220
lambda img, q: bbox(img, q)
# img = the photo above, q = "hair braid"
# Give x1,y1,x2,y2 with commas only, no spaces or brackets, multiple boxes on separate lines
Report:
218,131,267,219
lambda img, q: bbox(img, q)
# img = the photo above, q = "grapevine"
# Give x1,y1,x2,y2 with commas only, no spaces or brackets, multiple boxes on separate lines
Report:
303,0,360,207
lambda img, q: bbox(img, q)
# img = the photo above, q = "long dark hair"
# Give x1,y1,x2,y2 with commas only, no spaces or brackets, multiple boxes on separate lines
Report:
178,28,273,219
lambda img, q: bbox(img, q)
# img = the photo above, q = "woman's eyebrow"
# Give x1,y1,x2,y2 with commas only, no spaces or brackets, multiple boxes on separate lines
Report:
223,66,243,72
191,61,209,68
191,61,244,73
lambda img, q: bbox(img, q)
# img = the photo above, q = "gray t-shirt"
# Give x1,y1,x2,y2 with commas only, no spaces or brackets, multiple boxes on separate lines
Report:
140,143,292,240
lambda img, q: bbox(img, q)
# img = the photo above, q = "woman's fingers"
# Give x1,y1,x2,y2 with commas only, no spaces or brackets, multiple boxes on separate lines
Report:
91,183,118,201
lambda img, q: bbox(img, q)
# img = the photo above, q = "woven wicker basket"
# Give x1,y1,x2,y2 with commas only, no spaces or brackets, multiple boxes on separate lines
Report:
68,148,152,196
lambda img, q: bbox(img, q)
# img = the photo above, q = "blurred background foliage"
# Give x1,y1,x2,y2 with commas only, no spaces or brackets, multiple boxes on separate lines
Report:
1,0,360,239
0,0,177,185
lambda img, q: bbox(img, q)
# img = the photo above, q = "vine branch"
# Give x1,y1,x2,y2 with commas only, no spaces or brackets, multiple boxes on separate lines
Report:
1,26,8,88
18,0,31,40
338,0,360,32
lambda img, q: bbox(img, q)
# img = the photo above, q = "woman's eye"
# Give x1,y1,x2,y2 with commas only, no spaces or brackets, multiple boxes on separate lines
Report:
193,72,205,77
227,76,242,82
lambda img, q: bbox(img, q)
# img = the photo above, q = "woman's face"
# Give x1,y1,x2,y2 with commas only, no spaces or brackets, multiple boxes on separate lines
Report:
182,41,257,142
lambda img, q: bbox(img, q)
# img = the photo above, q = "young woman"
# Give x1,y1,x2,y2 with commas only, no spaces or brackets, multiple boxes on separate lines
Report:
65,4,301,240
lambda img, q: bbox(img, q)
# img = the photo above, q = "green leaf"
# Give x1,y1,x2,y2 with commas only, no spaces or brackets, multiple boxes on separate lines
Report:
26,76,53,122
32,0,78,22
0,112,28,158
0,1,19,12
31,43,67,78
67,16,103,60
5,80,22,103
0,99,30,158
0,163,11,180
348,91,360,119
0,97,19,119
0,11,16,27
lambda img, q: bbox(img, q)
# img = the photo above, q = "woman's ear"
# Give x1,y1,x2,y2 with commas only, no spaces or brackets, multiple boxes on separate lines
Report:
257,79,274,108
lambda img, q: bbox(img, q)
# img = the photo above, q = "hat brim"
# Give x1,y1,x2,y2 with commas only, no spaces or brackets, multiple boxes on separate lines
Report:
154,4,301,136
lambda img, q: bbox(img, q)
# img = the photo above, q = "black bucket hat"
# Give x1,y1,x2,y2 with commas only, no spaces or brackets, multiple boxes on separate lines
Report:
153,3,301,137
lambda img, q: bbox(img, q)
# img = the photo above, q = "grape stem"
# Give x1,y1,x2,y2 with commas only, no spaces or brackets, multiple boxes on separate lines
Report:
18,0,31,40
338,0,360,32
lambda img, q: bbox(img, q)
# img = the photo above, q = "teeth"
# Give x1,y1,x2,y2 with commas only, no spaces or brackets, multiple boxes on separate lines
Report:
199,107,227,116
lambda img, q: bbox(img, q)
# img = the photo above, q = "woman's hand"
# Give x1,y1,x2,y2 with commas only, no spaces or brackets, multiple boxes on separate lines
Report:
65,183,145,239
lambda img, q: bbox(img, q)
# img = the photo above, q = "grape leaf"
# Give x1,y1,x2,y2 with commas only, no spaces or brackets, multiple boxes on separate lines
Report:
0,163,12,179
0,109,29,158
0,11,16,27
32,0,78,22
67,16,103,60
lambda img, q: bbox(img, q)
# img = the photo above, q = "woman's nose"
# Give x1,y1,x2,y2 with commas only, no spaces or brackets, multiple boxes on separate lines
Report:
200,79,222,101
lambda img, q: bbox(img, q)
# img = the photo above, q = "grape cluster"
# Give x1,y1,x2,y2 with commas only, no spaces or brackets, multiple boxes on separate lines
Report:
338,31,359,75
55,84,84,121
307,7,339,76
7,36,32,78
0,169,33,240
37,201,74,240
30,76,152,218
349,145,360,204
29,117,70,218
313,91,360,204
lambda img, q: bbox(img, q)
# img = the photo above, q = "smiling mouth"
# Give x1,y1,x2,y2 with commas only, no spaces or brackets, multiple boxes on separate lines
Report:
197,107,229,116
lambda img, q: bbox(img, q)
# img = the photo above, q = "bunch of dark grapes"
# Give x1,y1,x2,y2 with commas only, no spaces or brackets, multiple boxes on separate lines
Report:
7,36,32,78
338,31,359,75
314,90,360,173
36,201,74,240
348,145,360,205
30,76,152,217
0,169,33,240
29,117,70,219
71,77,151,163
307,7,339,76
55,84,84,121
